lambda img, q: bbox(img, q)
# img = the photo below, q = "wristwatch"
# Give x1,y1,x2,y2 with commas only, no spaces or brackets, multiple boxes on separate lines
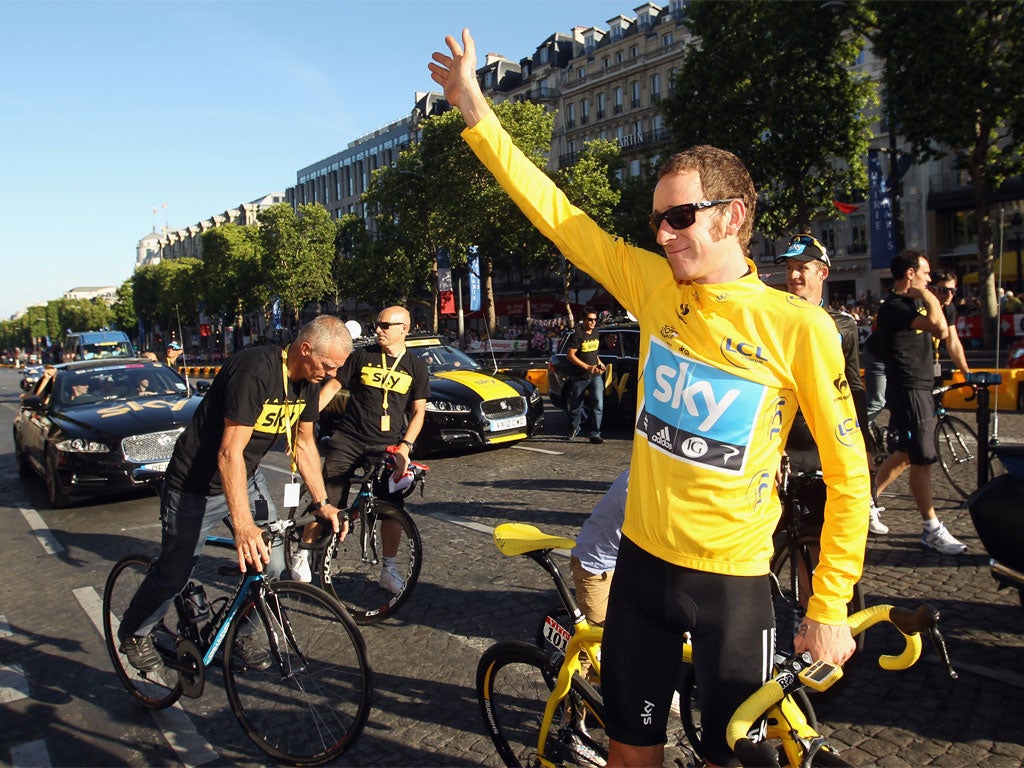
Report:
314,499,329,510
400,439,415,450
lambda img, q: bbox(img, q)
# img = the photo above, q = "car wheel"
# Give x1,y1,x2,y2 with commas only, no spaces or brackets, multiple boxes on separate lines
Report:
45,448,71,508
14,430,31,478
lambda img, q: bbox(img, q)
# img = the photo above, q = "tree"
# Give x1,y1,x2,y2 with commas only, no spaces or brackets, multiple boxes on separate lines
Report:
111,278,137,338
202,223,265,337
662,0,876,239
871,0,1024,348
133,259,204,343
258,203,337,328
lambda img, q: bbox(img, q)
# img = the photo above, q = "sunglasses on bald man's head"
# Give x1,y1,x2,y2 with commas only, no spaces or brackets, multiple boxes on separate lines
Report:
648,198,738,235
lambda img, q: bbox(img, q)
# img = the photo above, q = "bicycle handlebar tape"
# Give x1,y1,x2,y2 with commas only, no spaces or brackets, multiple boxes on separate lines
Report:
732,738,782,768
726,679,785,755
848,604,924,671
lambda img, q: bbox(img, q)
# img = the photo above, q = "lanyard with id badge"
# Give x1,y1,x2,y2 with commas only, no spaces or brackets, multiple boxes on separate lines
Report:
281,350,303,509
379,349,405,434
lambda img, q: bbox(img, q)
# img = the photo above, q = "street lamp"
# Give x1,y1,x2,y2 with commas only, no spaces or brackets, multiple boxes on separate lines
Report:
1011,212,1024,295
523,271,533,328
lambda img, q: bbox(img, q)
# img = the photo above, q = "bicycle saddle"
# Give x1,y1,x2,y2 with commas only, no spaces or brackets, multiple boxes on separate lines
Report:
494,523,576,557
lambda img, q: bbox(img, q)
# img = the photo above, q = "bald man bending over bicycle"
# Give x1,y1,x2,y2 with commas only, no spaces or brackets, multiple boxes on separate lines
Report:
430,30,871,767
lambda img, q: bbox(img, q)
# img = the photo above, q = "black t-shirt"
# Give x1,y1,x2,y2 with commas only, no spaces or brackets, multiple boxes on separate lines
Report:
876,292,934,390
567,327,601,374
329,344,430,446
165,345,318,495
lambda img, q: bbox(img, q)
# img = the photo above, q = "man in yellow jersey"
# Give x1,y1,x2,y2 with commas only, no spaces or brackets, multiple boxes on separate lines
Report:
430,31,870,767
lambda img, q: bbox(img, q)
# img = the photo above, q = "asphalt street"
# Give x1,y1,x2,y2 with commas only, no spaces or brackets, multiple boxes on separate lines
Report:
1,365,1023,767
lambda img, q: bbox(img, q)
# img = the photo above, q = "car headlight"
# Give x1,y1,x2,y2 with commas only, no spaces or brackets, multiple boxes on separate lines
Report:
425,399,471,413
55,438,110,453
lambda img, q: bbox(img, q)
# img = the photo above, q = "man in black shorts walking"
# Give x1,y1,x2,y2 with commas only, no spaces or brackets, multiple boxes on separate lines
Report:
116,315,353,672
873,250,967,554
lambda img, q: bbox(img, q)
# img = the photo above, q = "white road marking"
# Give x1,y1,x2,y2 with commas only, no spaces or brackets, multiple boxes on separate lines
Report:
0,663,30,703
512,444,565,455
10,739,51,767
0,613,11,638
18,508,64,555
73,587,219,766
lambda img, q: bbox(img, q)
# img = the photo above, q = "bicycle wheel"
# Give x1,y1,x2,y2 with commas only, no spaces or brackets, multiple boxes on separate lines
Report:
223,581,372,766
478,641,607,768
322,499,422,623
935,415,998,499
678,663,817,765
101,555,183,709
770,535,865,657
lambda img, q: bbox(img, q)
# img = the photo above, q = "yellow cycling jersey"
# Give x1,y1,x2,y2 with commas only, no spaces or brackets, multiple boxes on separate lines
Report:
464,113,870,625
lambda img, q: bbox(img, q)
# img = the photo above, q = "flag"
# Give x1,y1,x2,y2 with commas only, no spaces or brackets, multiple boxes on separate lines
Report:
468,247,481,312
161,202,168,209
437,247,455,314
832,200,860,215
868,149,897,270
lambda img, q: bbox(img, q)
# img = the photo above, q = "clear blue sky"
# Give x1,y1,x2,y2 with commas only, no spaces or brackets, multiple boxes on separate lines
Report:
0,0,633,320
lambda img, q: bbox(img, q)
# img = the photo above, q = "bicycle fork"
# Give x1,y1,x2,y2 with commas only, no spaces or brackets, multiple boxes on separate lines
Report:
252,582,308,680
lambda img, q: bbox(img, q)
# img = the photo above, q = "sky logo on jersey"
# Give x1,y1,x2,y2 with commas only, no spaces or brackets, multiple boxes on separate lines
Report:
359,365,413,393
637,338,766,473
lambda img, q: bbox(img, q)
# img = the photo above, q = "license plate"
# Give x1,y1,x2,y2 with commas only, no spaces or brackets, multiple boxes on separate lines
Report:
141,461,168,472
489,415,527,432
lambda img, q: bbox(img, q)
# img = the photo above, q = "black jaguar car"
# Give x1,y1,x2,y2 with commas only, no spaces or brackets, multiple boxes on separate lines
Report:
320,335,544,455
13,359,203,507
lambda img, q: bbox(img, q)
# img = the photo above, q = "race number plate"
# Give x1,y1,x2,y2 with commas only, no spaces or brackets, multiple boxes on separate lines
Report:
541,615,571,653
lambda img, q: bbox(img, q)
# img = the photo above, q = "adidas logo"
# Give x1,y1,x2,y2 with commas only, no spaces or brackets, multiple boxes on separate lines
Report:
650,425,673,449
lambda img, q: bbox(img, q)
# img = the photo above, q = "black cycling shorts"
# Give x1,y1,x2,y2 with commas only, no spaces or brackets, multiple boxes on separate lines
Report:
602,536,774,766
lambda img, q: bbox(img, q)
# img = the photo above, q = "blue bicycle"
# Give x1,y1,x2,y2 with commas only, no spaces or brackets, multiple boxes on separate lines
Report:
102,513,372,766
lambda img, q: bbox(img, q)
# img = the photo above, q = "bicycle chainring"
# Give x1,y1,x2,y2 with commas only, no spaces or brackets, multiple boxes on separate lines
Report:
175,639,205,698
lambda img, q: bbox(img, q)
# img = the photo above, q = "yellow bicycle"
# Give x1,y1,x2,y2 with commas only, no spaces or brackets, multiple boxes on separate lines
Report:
478,523,957,768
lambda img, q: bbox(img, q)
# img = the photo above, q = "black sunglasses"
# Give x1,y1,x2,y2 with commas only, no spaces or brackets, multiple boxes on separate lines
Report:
375,321,406,330
585,316,598,322
649,198,738,235
934,286,957,296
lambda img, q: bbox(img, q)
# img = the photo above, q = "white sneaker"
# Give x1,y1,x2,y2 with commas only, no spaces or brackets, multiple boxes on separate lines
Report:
921,523,967,555
379,565,405,594
868,506,889,535
290,550,312,582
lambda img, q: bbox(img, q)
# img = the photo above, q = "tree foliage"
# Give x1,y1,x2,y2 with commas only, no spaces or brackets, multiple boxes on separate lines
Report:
201,223,264,328
662,0,876,238
871,0,1024,347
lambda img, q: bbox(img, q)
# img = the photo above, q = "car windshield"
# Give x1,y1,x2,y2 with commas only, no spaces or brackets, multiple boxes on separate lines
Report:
54,365,188,407
416,345,483,374
80,341,133,359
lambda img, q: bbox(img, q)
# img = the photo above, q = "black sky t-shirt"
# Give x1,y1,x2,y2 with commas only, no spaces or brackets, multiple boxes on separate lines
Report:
567,327,601,374
330,344,429,446
876,292,934,390
165,345,318,495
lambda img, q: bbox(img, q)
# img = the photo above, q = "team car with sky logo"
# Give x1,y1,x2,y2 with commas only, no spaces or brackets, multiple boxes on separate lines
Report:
13,359,203,507
319,334,544,455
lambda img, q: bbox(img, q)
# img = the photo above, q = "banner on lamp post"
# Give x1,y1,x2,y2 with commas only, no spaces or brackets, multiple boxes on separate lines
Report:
437,247,455,315
868,148,897,270
468,247,481,312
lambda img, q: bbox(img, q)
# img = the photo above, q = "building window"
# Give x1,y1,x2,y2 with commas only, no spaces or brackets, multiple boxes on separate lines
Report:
820,227,836,256
603,55,610,69
539,46,550,65
631,80,641,109
650,73,661,102
849,215,867,254
566,103,576,129
613,86,623,114
663,32,674,48
597,92,606,119
577,67,585,81
630,158,642,177
581,98,590,124
616,51,624,64
631,45,639,59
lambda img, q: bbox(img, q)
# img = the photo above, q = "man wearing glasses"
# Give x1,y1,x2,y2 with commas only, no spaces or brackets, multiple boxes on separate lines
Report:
430,31,870,767
290,306,429,593
565,307,607,443
930,270,971,383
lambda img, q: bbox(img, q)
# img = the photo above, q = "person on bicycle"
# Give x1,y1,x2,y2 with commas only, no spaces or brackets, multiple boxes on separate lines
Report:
430,31,870,768
930,270,971,383
775,234,887,535
873,251,968,555
116,315,353,673
290,305,429,593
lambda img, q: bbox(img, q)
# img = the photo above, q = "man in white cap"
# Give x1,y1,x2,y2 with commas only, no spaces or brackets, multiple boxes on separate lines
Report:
165,341,183,369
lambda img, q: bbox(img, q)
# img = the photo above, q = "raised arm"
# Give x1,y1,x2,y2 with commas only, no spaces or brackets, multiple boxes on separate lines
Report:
429,29,490,128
